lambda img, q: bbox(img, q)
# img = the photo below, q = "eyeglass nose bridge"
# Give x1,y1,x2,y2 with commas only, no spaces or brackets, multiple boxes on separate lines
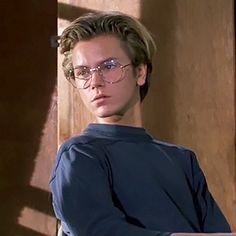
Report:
84,65,105,89
89,66,103,77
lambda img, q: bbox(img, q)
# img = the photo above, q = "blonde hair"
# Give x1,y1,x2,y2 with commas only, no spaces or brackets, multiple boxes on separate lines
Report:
59,11,156,101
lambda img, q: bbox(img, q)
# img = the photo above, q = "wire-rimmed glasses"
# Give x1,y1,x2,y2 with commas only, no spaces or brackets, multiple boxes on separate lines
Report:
68,59,132,89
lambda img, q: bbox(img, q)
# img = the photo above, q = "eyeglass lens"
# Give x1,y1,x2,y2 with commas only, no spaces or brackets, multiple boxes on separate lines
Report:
73,60,129,89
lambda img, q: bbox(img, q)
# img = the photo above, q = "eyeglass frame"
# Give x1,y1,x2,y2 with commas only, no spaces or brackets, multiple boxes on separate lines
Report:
67,59,132,89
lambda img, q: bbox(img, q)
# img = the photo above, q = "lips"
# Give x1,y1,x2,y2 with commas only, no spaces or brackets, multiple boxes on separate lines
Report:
91,94,109,103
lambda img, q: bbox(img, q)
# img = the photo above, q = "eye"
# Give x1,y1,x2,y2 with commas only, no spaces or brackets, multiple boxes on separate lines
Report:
74,67,90,79
101,60,119,71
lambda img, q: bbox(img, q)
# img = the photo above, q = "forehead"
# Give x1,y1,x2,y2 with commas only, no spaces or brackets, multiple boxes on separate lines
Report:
71,35,130,66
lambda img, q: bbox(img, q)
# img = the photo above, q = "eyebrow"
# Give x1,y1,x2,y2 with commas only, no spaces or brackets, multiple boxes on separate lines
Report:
73,57,119,69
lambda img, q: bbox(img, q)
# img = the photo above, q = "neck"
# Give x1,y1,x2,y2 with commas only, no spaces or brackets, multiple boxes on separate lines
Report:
96,101,143,127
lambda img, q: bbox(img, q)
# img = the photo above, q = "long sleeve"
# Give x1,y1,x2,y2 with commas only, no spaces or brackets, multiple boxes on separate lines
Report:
50,143,171,236
189,151,231,232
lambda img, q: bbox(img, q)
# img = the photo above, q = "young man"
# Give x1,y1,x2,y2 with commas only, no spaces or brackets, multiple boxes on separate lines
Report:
50,11,231,236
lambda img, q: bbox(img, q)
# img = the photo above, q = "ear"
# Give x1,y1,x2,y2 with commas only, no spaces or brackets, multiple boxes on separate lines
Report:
136,64,147,86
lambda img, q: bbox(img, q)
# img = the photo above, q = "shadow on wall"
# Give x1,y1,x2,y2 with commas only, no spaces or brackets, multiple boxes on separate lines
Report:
0,2,97,235
140,0,177,142
58,3,96,21
0,0,57,235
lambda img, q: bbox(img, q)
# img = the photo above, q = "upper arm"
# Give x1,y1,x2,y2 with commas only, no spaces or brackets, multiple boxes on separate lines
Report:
187,151,231,232
50,144,118,235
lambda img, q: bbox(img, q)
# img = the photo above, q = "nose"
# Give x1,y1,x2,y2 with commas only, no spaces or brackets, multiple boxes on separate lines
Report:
89,68,104,89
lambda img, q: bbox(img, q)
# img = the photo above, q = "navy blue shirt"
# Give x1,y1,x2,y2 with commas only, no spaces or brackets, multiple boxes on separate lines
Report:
50,123,231,236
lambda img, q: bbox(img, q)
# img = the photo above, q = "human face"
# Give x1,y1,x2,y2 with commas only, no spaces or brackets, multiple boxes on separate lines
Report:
71,35,146,122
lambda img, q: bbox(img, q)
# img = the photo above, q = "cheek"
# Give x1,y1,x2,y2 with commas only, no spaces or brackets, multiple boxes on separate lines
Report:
122,74,138,93
113,77,139,102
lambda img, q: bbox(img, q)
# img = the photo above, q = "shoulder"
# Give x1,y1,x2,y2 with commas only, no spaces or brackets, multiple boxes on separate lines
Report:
59,134,101,151
156,140,206,189
153,139,200,177
154,139,196,158
50,134,110,182
58,134,113,157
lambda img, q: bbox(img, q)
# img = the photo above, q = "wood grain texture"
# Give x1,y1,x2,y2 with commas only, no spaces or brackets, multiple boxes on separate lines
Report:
141,0,235,230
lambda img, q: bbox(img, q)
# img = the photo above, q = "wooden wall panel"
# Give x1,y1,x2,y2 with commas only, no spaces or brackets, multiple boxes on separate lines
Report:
141,0,236,230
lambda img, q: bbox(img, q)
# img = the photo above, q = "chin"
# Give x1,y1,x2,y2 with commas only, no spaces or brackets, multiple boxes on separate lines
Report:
94,107,120,118
95,111,114,118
